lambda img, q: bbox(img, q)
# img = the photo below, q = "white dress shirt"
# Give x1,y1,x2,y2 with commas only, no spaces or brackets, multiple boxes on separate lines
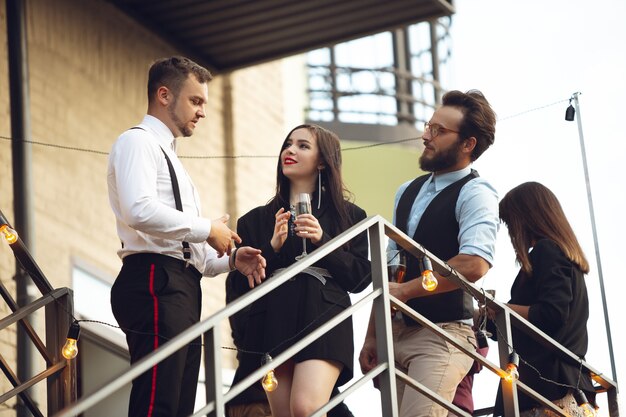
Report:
107,114,230,276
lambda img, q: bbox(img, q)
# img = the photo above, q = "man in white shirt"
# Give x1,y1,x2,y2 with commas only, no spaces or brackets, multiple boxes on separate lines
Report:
107,56,266,417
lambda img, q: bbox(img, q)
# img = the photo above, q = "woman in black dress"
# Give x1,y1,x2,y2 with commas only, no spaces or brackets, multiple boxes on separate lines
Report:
493,182,596,417
229,124,370,417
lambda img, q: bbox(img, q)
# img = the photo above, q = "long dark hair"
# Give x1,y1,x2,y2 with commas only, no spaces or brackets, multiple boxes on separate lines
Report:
270,124,353,235
499,181,589,274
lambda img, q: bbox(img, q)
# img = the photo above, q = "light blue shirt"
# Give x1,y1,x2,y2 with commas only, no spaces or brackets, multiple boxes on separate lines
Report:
390,166,498,266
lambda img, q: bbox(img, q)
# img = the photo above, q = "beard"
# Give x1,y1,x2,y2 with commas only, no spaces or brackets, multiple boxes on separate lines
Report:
168,97,194,137
419,139,463,172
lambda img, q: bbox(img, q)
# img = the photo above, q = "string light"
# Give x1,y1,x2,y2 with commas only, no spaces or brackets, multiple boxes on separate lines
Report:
0,224,18,244
574,389,596,417
261,353,278,392
419,257,438,291
61,321,81,360
503,352,519,382
476,329,489,349
2,216,599,411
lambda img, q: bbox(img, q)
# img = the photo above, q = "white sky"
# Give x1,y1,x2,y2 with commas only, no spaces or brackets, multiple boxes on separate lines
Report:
448,0,626,412
346,1,626,415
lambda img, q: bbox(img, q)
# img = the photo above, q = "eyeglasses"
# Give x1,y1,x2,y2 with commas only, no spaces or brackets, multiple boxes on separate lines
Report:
423,122,460,138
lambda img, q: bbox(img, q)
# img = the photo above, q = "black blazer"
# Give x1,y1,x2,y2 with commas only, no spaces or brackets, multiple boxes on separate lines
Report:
492,239,596,414
228,196,371,300
226,195,371,404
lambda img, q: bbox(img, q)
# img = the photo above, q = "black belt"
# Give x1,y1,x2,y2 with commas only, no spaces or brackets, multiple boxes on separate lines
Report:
123,253,202,280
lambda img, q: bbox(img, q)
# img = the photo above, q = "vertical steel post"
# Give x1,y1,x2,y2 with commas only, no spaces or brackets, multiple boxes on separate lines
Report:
571,92,617,382
369,222,398,417
204,326,224,417
429,20,442,105
392,27,414,124
45,290,77,413
6,1,37,415
495,310,519,417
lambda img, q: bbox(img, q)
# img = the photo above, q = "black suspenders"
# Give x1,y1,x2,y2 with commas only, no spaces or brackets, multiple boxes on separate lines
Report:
129,127,191,263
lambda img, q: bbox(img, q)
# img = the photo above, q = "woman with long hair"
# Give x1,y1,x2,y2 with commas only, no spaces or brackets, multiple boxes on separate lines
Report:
493,181,596,416
228,124,370,417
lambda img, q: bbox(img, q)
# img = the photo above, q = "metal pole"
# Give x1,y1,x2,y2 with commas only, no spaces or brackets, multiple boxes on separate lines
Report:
392,27,414,124
429,20,441,105
571,92,617,382
6,0,38,415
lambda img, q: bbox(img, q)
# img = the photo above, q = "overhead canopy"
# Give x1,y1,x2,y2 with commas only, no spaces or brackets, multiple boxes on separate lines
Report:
107,0,454,72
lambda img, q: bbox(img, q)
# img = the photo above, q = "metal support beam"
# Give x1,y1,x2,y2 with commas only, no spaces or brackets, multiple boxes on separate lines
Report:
571,92,617,383
429,20,442,105
45,290,77,414
392,27,414,124
6,1,37,415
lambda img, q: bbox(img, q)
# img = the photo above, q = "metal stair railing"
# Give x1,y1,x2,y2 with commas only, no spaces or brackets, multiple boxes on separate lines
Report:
384,220,619,417
1,208,77,416
52,215,619,417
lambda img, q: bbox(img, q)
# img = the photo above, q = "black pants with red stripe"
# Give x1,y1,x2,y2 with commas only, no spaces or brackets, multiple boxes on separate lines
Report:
111,253,203,417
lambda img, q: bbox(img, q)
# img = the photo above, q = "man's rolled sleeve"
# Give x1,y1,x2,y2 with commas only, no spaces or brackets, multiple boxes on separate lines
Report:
456,179,499,266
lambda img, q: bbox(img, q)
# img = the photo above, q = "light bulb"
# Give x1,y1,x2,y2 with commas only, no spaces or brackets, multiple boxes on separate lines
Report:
581,403,596,417
504,363,519,382
62,321,81,360
574,389,596,417
503,352,519,382
262,369,278,392
261,353,278,392
420,257,438,291
62,338,78,360
0,224,18,244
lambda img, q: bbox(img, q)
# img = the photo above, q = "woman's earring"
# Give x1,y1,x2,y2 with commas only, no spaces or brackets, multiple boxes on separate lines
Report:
317,169,322,210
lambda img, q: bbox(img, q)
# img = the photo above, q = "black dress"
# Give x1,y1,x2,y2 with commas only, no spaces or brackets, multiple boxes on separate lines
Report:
229,194,371,398
491,239,596,414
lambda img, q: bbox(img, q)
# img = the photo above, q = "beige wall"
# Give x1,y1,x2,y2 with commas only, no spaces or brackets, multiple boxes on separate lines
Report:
0,0,421,412
0,0,298,411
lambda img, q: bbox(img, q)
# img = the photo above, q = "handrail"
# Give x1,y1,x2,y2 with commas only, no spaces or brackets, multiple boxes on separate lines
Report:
53,215,619,417
386,221,617,390
0,208,54,295
0,285,75,416
384,219,618,416
54,215,383,417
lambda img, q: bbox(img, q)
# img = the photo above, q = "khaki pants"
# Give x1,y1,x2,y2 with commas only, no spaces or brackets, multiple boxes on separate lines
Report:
393,319,475,417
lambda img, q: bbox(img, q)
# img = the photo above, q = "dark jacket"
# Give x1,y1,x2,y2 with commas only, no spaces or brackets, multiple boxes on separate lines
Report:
227,194,371,406
491,239,596,414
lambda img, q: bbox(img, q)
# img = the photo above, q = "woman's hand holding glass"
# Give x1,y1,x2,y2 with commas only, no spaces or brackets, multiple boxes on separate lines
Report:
270,207,291,253
294,213,323,245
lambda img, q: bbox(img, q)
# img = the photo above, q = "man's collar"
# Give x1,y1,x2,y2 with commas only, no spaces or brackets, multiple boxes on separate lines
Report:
141,115,176,150
430,166,472,191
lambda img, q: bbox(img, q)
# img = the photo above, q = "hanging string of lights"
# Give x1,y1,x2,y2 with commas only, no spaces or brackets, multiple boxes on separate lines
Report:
0,96,570,158
0,95,601,401
2,223,593,403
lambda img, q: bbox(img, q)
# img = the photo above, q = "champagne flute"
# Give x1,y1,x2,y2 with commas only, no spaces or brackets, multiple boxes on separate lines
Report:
386,249,406,283
295,193,312,260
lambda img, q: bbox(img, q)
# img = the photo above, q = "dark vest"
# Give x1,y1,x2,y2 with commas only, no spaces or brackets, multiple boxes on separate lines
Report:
395,170,478,325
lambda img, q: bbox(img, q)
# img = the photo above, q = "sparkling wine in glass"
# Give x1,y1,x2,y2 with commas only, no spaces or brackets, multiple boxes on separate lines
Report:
295,193,311,260
387,249,406,283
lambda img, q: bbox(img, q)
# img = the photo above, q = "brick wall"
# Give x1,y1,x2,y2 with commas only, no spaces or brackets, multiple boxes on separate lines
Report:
0,0,303,411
